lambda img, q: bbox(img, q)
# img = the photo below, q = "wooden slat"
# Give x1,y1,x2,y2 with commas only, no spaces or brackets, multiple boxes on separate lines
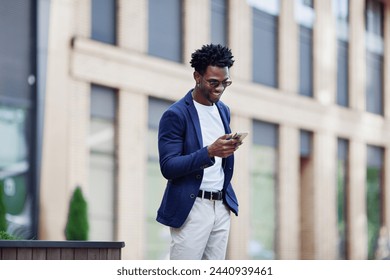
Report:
60,248,75,260
1,248,17,259
32,248,47,260
107,248,120,260
99,248,108,260
17,248,33,260
46,248,61,259
74,248,88,260
87,248,99,260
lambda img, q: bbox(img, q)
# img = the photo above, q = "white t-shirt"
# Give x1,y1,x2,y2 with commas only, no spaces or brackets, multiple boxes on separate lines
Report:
193,100,225,192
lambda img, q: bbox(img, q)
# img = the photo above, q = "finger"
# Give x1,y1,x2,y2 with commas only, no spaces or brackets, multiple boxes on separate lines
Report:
220,134,231,140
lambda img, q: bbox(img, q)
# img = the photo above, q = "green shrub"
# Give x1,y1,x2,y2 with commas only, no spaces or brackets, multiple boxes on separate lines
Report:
0,180,7,232
0,230,17,240
65,186,89,240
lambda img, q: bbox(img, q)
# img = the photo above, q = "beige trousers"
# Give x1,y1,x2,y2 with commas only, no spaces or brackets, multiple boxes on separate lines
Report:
170,197,231,260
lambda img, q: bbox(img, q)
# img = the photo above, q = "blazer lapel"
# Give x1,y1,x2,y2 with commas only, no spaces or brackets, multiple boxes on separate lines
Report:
216,102,231,134
185,90,203,147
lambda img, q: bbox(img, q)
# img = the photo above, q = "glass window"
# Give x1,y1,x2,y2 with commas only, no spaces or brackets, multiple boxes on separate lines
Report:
295,0,315,28
365,0,384,115
333,0,349,40
211,0,227,46
336,41,349,107
300,130,312,157
148,0,182,62
0,105,34,238
333,0,349,107
299,129,314,259
146,97,173,259
0,0,36,239
251,0,279,88
89,84,117,240
296,0,315,97
299,26,313,97
366,53,383,115
249,120,278,259
366,145,384,259
91,0,117,45
337,138,349,259
0,0,35,100
247,0,280,15
302,0,314,8
366,0,384,38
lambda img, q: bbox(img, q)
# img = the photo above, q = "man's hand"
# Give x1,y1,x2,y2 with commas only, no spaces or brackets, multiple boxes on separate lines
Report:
207,134,241,158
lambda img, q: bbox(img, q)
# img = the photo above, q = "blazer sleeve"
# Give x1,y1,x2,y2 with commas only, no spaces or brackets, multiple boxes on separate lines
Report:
158,109,215,180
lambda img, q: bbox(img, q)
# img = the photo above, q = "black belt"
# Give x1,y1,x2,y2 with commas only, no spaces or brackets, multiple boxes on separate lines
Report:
197,190,223,200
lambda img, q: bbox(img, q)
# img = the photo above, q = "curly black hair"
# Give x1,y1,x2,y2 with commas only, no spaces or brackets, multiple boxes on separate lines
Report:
190,44,234,75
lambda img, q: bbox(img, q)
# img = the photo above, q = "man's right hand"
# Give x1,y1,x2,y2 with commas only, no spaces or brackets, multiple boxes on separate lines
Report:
207,134,241,158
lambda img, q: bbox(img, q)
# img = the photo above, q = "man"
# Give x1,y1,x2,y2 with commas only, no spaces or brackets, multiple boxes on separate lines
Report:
157,44,240,260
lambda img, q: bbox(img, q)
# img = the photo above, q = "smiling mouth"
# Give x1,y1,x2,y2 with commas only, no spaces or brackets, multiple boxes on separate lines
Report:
212,92,222,96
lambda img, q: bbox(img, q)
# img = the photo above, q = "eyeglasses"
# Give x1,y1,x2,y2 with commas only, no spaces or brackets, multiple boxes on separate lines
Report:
202,76,232,88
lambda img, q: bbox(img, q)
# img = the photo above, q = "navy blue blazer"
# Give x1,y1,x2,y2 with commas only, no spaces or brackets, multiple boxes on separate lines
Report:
156,90,239,228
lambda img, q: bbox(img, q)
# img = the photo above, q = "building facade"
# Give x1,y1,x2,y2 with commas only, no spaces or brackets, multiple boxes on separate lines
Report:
1,0,390,260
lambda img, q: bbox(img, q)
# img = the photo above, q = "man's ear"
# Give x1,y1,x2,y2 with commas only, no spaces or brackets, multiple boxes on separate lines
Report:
193,71,201,84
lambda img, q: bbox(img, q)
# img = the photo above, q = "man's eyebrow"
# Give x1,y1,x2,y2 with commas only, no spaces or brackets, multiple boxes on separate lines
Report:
207,77,230,81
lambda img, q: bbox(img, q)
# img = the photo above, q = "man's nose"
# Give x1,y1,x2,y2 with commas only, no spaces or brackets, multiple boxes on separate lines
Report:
215,83,225,91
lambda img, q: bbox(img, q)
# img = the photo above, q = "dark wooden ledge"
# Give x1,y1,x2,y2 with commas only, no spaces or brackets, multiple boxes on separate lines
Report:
0,240,125,260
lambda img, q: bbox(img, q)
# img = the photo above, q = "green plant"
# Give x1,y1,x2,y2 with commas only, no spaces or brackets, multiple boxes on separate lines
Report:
0,180,7,232
0,230,17,240
65,186,89,240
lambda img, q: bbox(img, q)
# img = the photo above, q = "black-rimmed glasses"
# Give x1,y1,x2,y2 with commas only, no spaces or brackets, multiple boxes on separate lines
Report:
202,76,232,88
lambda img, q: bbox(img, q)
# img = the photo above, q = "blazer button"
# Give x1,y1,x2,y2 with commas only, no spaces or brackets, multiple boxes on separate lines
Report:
196,175,201,180
190,194,195,199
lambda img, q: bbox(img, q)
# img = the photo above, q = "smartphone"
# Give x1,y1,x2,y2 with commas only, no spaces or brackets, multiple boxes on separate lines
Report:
230,132,248,142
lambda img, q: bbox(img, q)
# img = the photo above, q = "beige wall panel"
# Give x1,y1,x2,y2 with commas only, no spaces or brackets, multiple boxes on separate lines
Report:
225,86,390,145
71,38,192,103
384,4,390,118
71,38,390,146
313,132,338,259
349,0,366,111
228,0,252,81
73,0,90,37
68,81,90,193
383,149,390,243
183,0,210,66
40,0,78,240
117,0,147,52
227,115,251,259
313,0,337,106
278,125,300,259
117,90,148,259
385,147,390,234
348,141,367,259
279,0,298,94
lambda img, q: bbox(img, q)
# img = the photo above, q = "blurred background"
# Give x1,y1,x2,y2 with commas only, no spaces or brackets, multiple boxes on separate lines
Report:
0,0,389,260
